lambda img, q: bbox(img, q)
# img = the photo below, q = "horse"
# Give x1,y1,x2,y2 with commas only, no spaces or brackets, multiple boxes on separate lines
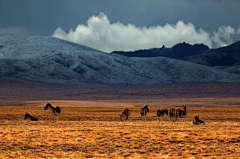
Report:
176,105,187,121
120,108,130,121
44,103,61,115
156,109,168,121
24,113,38,121
193,115,205,125
140,105,149,121
169,108,176,122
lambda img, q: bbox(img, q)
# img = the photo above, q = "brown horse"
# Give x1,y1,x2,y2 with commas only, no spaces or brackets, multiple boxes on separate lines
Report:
176,105,187,121
140,105,150,121
24,113,38,121
156,109,168,121
120,108,130,121
44,103,61,115
193,115,205,125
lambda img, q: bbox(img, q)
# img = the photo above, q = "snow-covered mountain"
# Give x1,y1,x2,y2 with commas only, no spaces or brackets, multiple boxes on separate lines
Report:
0,34,239,85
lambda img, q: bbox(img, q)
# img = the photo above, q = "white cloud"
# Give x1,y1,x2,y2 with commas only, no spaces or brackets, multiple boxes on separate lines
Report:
53,12,238,53
0,26,28,35
211,26,235,47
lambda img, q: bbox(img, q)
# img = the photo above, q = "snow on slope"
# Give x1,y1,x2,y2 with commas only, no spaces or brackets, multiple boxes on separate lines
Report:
0,34,239,85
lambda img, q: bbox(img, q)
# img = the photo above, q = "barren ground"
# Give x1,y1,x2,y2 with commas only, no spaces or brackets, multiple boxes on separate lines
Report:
0,80,240,158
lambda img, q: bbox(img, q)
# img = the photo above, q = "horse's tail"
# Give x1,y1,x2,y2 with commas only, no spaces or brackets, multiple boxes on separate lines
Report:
140,108,144,116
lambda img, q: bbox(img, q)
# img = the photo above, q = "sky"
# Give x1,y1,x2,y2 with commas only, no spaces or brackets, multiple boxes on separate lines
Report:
0,0,240,52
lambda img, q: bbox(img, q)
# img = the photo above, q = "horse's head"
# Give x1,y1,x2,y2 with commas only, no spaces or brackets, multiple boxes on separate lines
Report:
120,114,123,121
44,103,50,110
194,115,199,120
144,105,149,112
183,105,186,110
24,113,28,120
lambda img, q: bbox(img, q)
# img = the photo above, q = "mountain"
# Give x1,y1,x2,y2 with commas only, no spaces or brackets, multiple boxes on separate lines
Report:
0,34,239,85
181,41,240,74
182,41,240,67
112,42,209,59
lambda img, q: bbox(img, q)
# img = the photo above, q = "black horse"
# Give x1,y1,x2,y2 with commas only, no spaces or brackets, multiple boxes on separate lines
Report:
120,108,130,121
140,105,150,121
44,103,61,115
156,109,168,121
193,115,205,125
24,113,38,121
176,105,187,121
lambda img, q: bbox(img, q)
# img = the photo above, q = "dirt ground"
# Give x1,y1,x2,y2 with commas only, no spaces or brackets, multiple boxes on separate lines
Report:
0,98,240,158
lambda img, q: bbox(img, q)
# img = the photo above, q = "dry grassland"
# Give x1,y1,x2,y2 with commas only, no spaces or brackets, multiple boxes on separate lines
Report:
0,99,240,158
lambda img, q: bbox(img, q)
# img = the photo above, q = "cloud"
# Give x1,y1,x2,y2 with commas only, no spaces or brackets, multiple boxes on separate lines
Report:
53,12,238,53
211,26,235,47
0,26,28,35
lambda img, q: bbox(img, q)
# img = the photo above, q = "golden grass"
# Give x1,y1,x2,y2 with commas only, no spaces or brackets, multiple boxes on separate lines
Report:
0,99,240,158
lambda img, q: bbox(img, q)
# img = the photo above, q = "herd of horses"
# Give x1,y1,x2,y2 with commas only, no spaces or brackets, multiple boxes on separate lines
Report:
120,105,205,125
24,103,205,125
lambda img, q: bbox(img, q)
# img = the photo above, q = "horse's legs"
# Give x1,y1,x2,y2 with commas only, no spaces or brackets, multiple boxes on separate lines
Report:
174,117,176,123
175,117,178,124
182,117,186,122
51,109,55,116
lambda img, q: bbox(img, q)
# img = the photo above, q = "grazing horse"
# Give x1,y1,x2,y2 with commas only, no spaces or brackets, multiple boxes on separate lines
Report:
193,115,205,125
44,103,61,115
24,113,38,121
120,108,130,121
176,105,187,121
169,108,176,122
140,105,149,121
156,109,168,121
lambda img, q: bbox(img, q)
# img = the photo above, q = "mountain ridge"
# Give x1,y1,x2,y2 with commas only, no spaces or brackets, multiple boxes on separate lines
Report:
112,42,209,59
0,35,239,85
182,41,240,67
